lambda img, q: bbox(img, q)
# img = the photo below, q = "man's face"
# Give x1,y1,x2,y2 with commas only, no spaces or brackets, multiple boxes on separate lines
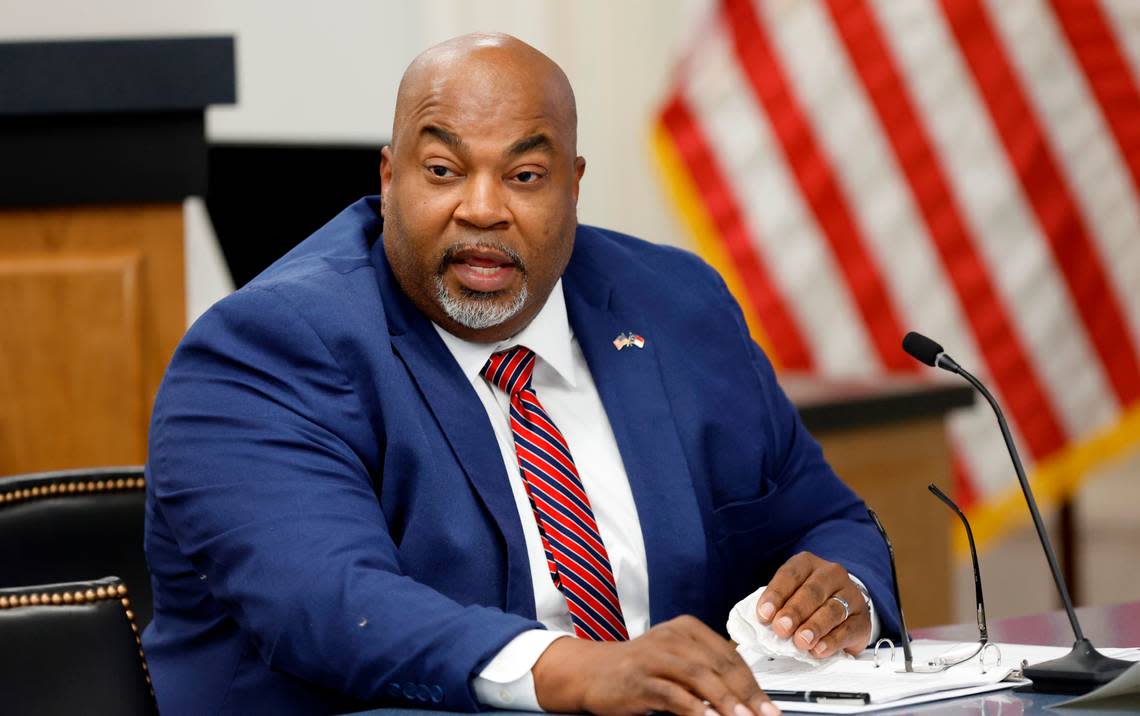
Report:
380,53,586,343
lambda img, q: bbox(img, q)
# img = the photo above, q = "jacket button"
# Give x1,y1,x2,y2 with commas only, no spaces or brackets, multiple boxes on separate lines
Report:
402,682,417,699
416,684,431,702
430,685,444,703
386,683,402,698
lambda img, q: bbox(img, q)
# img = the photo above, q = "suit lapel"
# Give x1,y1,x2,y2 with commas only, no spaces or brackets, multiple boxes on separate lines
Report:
372,239,535,618
563,240,709,625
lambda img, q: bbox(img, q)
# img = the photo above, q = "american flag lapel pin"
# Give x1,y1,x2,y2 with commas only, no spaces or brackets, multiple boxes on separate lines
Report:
613,332,646,350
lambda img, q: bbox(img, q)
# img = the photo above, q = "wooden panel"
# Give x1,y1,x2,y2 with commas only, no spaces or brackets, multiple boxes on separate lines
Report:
817,418,953,628
0,253,143,470
0,205,184,475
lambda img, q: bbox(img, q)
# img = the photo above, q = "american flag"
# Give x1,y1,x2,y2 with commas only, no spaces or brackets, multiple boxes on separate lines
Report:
653,0,1140,547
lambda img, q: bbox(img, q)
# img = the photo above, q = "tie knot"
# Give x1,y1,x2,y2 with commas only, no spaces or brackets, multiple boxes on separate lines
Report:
481,346,536,396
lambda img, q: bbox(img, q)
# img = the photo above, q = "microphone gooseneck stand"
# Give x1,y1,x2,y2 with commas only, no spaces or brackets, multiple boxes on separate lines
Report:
901,332,1130,694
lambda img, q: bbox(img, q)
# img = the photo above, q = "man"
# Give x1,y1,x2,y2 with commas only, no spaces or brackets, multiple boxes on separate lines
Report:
143,33,899,716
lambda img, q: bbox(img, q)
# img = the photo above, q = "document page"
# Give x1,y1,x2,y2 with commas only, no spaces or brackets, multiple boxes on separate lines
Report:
751,640,1014,704
747,640,1140,714
1056,659,1140,709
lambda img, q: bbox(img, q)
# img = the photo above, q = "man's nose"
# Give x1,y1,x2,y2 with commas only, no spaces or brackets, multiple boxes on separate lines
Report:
454,173,510,229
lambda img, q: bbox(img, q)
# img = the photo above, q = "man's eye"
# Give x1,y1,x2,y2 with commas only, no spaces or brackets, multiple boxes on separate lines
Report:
429,165,453,178
514,170,543,183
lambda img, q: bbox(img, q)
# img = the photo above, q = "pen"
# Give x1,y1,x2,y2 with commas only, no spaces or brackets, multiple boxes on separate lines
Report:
765,690,871,705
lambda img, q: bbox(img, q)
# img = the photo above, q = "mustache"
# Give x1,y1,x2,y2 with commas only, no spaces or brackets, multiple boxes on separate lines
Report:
435,240,527,275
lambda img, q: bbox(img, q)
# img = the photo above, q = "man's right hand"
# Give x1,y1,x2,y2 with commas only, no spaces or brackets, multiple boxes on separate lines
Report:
531,615,781,716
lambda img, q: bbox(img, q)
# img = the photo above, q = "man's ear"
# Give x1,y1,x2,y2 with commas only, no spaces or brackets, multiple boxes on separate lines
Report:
572,156,586,202
379,145,394,217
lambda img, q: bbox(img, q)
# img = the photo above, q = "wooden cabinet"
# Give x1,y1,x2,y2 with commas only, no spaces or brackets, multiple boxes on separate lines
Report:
788,377,974,628
0,205,185,473
0,37,233,477
817,418,955,628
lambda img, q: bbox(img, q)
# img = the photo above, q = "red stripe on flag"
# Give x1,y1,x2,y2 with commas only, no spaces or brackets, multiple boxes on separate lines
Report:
660,95,815,370
721,0,916,372
941,0,1140,408
825,0,1068,459
1050,0,1140,204
951,453,979,511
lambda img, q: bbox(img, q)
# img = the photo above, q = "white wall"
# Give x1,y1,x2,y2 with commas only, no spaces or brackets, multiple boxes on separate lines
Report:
1,0,711,247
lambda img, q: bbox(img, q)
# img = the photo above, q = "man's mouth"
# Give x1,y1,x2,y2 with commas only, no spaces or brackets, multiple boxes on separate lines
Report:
445,246,522,294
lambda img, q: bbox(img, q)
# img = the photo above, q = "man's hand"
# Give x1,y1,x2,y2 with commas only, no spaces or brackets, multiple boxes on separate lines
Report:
532,615,781,716
755,552,870,658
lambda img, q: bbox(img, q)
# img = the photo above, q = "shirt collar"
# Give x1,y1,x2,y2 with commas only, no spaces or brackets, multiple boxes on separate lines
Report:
434,279,578,388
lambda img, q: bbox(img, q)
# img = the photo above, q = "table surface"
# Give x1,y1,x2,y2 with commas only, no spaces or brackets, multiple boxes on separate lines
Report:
352,601,1140,716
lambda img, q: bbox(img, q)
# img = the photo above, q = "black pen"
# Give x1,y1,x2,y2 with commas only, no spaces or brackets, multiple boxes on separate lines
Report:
765,690,871,705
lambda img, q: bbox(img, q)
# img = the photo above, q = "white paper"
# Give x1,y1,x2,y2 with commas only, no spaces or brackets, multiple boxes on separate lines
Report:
1055,660,1140,709
748,640,1140,714
770,682,1018,715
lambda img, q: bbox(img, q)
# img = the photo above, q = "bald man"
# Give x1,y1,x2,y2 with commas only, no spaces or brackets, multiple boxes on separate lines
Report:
143,34,899,716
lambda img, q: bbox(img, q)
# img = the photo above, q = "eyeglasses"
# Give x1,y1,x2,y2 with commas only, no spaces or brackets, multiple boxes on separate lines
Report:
868,489,1001,674
926,483,1001,671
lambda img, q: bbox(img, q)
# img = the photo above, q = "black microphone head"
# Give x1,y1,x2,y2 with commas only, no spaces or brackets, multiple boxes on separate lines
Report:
902,331,944,367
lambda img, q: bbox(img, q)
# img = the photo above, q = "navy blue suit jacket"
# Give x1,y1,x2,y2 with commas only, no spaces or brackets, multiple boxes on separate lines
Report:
143,197,900,715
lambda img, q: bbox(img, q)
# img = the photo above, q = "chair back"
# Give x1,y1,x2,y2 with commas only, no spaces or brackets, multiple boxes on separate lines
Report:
0,466,152,625
0,576,157,715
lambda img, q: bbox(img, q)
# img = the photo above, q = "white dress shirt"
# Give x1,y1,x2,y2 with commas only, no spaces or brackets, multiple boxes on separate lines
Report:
434,280,876,711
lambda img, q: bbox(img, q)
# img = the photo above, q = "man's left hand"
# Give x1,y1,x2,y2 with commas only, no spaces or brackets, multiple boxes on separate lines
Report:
755,552,870,658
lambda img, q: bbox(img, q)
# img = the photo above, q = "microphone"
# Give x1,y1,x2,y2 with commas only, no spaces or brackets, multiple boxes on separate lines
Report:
902,331,1130,694
901,332,959,372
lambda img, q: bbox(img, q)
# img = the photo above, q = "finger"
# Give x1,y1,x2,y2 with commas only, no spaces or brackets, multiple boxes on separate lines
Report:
793,582,865,651
770,565,843,638
756,552,814,624
638,676,709,716
724,658,774,716
648,648,742,716
672,617,774,716
811,611,873,659
773,562,849,640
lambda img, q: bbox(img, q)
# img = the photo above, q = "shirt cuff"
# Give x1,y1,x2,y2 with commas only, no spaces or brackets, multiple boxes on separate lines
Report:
847,574,880,646
473,629,573,711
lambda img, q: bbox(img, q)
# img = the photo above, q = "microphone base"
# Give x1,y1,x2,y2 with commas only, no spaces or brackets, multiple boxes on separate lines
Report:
1018,639,1132,694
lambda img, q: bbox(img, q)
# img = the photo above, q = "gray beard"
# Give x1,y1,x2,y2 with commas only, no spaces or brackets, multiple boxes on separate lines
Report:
434,277,528,331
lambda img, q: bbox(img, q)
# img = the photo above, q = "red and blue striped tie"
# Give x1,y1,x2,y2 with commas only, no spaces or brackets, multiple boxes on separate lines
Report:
482,346,629,641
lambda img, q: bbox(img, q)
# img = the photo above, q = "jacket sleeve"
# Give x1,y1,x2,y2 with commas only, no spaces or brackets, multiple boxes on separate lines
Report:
148,285,541,710
710,271,903,640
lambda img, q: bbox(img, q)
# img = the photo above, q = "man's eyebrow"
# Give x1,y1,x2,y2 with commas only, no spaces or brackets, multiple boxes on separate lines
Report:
422,125,467,153
506,134,554,158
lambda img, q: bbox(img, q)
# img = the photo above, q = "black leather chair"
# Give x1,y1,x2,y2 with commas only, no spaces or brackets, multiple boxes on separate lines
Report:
0,466,153,626
0,576,157,714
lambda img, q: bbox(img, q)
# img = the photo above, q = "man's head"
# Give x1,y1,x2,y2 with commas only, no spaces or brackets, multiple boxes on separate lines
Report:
380,33,586,343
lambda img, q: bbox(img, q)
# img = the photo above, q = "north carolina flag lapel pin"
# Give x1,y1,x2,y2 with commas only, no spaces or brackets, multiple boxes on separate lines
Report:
613,332,646,350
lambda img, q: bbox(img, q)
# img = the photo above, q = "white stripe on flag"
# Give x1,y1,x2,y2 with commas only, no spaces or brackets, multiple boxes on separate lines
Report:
682,15,879,375
874,0,1115,442
869,0,1043,503
757,0,976,375
1104,0,1140,85
993,0,1140,371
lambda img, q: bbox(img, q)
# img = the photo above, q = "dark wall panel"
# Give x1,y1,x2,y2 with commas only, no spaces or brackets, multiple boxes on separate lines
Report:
206,143,383,287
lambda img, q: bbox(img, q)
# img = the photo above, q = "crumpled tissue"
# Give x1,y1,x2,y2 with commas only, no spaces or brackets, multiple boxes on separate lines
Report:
726,586,849,667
